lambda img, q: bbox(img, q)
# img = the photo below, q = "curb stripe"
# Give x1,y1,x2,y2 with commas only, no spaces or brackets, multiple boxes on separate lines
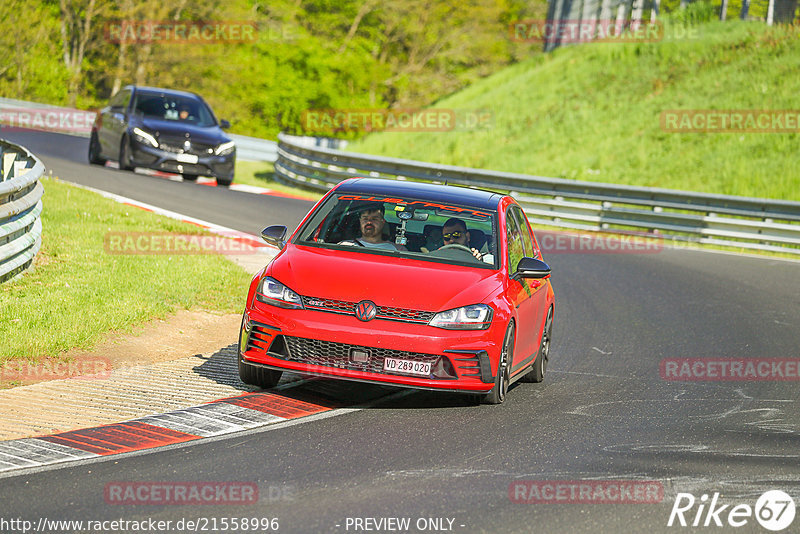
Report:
0,390,342,475
0,438,95,465
137,404,285,438
118,164,314,200
219,392,335,418
39,422,200,455
0,439,98,470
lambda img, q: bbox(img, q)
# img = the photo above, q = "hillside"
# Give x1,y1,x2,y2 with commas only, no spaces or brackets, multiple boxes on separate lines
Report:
350,15,800,200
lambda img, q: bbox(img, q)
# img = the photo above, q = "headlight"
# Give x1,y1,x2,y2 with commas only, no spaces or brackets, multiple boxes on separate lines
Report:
429,304,493,330
214,140,235,156
255,277,303,309
132,127,158,147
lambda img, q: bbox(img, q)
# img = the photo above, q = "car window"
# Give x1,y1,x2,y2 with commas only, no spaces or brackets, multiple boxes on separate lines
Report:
294,193,497,269
509,206,535,258
506,207,526,273
131,92,216,127
109,90,131,110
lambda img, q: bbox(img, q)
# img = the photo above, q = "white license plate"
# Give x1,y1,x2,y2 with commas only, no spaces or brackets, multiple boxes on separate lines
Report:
383,357,431,377
176,153,199,164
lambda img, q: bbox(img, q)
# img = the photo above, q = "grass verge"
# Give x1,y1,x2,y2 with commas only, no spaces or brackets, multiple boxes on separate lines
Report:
234,160,322,200
0,177,252,362
350,15,800,200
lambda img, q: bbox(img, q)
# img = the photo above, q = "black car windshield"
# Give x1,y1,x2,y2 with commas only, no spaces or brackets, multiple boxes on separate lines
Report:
132,92,217,127
294,193,498,268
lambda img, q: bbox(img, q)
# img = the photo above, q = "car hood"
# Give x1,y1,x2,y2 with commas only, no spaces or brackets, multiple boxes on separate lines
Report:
268,245,503,312
134,117,227,144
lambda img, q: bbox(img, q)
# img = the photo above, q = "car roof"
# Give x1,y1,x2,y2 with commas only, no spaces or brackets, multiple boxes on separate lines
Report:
335,178,505,211
126,85,202,100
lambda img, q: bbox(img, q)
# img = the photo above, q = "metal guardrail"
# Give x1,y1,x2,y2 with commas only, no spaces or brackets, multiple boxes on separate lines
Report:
228,133,346,162
275,132,800,255
227,133,278,162
0,139,45,283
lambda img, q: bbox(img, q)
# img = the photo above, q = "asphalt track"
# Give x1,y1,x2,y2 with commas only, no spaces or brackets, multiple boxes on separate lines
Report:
1,129,799,534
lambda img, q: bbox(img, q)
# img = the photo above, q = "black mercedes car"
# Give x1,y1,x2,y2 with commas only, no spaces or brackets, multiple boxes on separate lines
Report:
88,85,235,186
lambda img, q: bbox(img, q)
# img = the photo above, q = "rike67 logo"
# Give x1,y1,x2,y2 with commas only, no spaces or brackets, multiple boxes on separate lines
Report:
668,490,796,531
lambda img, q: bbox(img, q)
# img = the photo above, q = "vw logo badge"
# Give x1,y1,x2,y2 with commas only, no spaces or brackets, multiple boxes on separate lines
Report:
355,300,377,322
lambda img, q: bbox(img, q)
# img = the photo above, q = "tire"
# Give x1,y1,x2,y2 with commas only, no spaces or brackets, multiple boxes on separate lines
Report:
238,352,282,389
216,177,233,187
483,322,514,405
118,136,133,171
182,174,199,182
522,306,553,383
88,131,106,165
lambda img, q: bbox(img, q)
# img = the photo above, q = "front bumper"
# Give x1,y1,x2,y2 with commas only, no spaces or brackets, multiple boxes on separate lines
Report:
130,140,234,179
240,302,504,393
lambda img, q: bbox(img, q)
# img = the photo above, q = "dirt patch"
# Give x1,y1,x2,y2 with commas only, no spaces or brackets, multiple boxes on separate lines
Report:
0,309,241,388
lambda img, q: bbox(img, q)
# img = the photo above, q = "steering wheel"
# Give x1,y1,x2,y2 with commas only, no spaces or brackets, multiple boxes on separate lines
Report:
429,243,481,262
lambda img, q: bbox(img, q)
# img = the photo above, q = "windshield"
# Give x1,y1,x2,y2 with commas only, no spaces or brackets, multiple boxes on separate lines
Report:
294,193,498,268
132,92,217,127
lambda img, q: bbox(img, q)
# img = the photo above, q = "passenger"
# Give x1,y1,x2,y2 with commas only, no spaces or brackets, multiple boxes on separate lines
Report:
420,226,443,253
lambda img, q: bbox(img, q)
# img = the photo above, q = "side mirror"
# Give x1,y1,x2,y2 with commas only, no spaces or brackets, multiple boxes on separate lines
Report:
516,257,551,279
219,119,231,129
261,225,288,248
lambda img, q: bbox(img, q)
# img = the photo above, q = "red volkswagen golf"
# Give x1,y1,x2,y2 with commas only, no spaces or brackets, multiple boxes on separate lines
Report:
238,178,554,404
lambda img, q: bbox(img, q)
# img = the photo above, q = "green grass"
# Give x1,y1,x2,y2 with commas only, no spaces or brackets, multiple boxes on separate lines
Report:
234,160,322,200
0,177,252,361
350,17,800,200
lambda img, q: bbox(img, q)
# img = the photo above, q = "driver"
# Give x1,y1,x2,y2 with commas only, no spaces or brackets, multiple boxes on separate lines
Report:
439,218,489,262
340,203,406,251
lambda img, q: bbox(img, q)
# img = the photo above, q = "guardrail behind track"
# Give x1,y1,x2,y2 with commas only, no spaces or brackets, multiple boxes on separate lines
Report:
275,132,800,255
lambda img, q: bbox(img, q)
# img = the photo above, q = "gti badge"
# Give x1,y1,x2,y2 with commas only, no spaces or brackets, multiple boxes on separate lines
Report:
355,300,377,322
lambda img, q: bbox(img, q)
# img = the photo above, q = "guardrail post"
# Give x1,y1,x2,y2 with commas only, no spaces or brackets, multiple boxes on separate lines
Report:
3,152,17,181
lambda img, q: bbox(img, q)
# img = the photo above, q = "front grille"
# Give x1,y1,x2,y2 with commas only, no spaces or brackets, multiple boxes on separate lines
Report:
302,297,354,315
378,305,435,323
301,296,435,324
280,336,440,377
158,138,216,156
158,161,209,174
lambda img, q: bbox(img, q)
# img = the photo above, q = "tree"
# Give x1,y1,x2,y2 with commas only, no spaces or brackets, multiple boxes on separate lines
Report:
60,0,104,106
